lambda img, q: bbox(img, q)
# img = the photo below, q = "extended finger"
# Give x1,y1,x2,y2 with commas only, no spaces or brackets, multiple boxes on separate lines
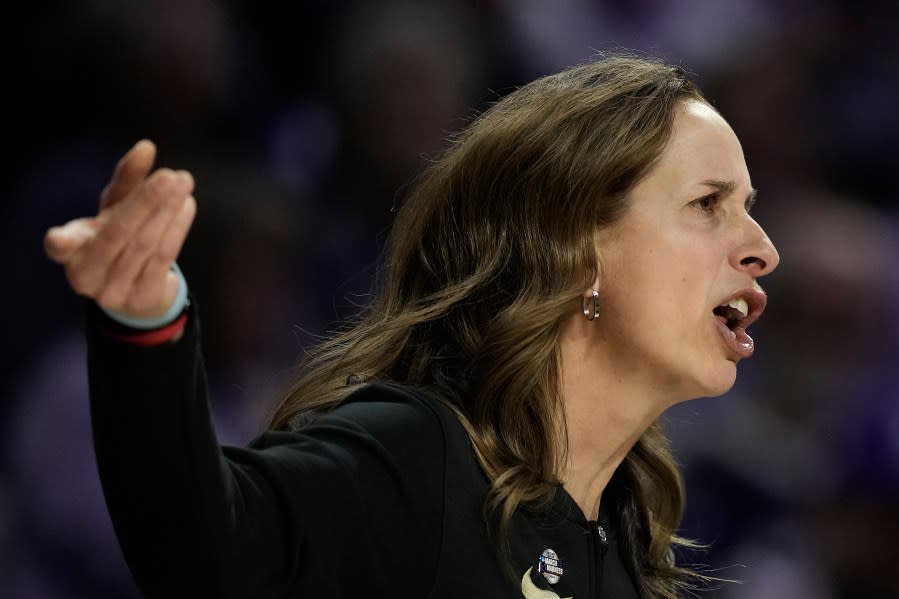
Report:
127,195,197,316
99,139,157,211
70,169,185,297
96,175,193,311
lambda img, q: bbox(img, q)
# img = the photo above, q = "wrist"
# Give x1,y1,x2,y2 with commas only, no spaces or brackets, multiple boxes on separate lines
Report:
102,263,189,330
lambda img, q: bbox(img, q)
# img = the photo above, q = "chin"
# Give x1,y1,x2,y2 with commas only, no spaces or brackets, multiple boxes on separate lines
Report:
704,362,738,397
685,361,738,400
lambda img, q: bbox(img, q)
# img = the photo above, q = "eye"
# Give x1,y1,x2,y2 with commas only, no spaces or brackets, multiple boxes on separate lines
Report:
691,193,720,214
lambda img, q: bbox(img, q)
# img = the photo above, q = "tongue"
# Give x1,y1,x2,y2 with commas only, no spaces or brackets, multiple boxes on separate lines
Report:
713,317,755,358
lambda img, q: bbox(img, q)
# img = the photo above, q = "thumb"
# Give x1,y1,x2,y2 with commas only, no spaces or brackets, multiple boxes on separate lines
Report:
44,218,98,263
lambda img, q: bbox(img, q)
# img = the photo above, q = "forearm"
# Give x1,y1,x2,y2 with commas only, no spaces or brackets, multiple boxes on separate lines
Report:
85,300,280,596
84,299,444,598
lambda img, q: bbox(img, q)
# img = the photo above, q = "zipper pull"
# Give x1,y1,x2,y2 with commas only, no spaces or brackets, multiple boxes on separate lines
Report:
597,524,608,544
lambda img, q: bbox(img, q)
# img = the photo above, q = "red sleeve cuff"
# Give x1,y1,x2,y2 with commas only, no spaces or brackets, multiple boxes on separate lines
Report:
104,313,189,347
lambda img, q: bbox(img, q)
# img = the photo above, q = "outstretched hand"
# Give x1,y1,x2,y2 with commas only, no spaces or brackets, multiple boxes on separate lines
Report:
45,140,197,320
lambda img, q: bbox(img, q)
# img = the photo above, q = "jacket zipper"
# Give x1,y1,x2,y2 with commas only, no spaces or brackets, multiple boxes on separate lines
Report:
589,521,609,597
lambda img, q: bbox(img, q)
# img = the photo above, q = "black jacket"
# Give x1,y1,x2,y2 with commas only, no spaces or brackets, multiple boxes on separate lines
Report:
86,301,641,598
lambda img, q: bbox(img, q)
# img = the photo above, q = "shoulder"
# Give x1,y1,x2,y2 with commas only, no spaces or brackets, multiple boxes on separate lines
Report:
312,381,467,456
252,381,465,460
334,381,459,430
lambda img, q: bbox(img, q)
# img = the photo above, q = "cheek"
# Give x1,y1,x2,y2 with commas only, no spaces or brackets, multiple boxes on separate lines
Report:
598,222,722,337
626,249,715,337
604,250,691,333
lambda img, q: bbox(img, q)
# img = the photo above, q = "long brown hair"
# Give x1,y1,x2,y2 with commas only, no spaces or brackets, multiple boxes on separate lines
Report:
272,54,710,598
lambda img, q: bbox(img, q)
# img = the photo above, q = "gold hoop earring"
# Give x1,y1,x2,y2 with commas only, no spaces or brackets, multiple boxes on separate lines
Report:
583,290,600,321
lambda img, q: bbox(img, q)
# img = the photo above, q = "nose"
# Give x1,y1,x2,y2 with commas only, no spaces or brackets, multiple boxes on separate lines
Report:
732,218,780,277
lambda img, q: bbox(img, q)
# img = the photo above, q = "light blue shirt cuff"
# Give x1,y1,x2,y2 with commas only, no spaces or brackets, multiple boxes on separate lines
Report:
102,263,189,330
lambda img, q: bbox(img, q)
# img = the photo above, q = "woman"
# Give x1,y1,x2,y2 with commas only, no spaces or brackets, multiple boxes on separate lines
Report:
45,55,778,598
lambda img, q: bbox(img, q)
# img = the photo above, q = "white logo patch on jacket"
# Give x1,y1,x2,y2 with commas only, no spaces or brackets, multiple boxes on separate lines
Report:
521,567,573,599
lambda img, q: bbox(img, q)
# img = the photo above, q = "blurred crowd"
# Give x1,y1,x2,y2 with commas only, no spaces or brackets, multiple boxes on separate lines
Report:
4,1,898,597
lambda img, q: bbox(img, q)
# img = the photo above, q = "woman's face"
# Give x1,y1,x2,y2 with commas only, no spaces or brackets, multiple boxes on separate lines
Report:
593,99,779,401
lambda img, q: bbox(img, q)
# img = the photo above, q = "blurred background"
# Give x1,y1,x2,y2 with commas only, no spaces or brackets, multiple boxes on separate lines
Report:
4,1,898,597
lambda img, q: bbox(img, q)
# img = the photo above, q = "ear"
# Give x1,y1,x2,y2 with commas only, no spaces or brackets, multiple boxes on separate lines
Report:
586,229,604,297
583,251,602,298
583,271,601,298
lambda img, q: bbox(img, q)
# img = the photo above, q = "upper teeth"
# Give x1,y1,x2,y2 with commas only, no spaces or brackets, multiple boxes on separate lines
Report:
726,298,749,319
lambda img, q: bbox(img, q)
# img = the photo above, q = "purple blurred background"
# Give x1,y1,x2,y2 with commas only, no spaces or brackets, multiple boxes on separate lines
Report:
5,1,898,597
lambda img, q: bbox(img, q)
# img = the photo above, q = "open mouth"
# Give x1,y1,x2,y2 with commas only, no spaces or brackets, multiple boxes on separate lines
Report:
713,298,748,331
712,289,767,358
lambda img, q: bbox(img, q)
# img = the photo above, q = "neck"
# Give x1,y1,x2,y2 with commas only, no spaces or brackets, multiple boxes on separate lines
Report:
558,313,668,521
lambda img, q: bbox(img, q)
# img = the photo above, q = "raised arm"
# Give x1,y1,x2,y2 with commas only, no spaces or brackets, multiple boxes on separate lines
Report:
44,142,445,598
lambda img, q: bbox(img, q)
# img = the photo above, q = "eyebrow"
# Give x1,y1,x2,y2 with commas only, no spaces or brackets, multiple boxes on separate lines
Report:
700,179,758,211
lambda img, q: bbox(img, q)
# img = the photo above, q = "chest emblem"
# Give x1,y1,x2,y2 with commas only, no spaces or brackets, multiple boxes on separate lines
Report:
538,548,564,584
521,567,573,599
